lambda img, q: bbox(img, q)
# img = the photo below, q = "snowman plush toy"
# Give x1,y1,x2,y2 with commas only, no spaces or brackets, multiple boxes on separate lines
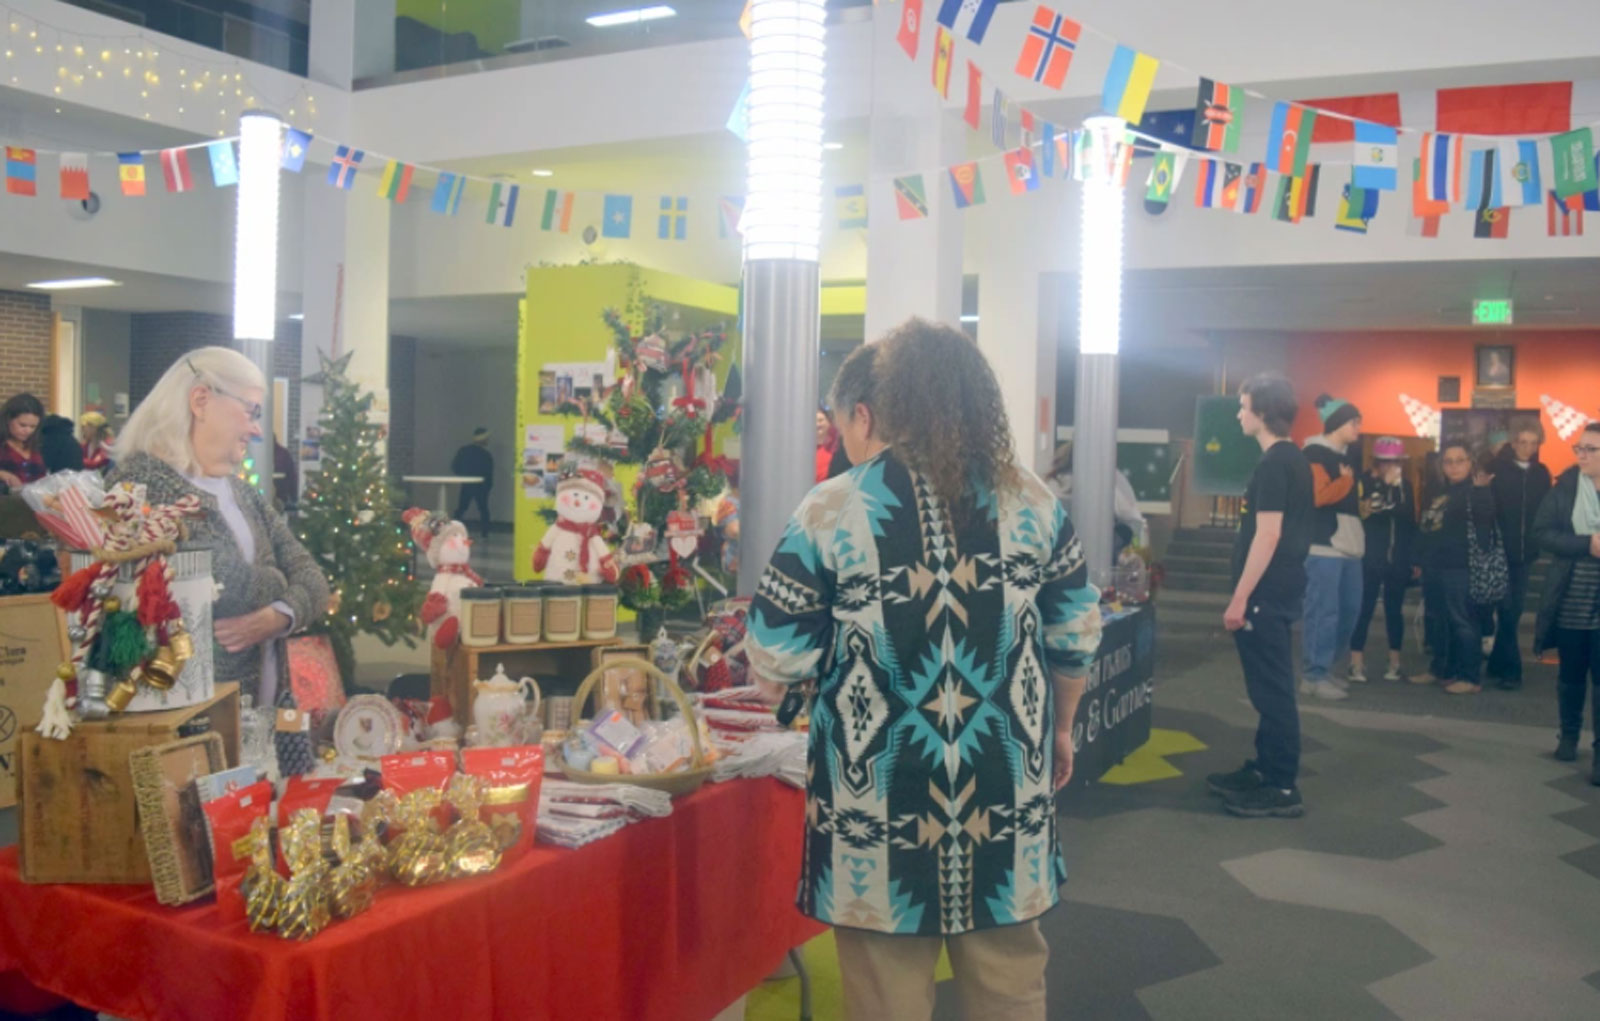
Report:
534,469,620,584
403,508,483,648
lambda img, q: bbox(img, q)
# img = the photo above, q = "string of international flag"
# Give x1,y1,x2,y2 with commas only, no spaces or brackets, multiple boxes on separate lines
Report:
892,0,1600,239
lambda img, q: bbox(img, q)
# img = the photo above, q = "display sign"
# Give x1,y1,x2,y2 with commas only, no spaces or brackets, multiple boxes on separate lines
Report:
1068,603,1155,787
1192,396,1259,497
1472,299,1513,325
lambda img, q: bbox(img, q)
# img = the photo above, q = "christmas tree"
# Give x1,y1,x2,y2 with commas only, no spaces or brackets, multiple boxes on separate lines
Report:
295,351,425,690
549,306,739,613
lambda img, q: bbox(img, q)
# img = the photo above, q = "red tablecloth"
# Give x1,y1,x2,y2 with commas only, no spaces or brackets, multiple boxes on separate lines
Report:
0,778,823,1021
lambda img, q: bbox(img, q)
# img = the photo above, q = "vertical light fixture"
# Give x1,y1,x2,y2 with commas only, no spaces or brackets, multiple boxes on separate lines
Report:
742,0,825,262
1077,116,1126,356
234,110,282,496
737,0,826,597
1071,116,1128,582
233,110,281,341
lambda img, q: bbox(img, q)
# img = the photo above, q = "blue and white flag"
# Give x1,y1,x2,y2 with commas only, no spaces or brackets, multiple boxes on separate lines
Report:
1351,120,1398,191
936,0,999,44
1496,138,1544,207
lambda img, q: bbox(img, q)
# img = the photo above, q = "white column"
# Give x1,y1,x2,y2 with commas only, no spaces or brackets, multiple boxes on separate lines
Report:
975,181,1073,476
297,181,391,447
862,7,964,342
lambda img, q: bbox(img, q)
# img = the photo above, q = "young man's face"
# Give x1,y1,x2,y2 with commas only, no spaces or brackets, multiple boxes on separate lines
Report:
1510,431,1540,462
1237,393,1264,439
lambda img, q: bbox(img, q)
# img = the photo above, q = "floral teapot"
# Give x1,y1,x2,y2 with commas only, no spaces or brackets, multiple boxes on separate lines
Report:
472,664,542,747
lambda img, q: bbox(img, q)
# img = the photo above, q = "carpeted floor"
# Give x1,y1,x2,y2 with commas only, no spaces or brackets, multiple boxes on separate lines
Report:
747,611,1600,1021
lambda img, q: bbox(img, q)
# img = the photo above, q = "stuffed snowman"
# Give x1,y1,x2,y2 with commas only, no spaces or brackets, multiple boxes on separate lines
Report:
533,469,620,584
403,508,483,649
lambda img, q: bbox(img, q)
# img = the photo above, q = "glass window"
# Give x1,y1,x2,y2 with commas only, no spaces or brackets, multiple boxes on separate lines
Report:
60,0,310,77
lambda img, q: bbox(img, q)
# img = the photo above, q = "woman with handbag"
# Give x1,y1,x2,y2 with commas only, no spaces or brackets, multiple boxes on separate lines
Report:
1416,443,1499,694
1532,421,1600,782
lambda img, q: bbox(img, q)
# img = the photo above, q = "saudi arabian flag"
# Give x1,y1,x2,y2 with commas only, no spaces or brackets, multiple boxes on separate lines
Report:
1551,127,1597,199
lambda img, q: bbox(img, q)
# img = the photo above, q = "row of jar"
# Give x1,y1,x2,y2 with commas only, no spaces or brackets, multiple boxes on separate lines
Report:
457,583,619,647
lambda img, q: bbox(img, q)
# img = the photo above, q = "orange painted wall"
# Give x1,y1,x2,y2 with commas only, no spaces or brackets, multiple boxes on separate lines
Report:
1284,330,1600,476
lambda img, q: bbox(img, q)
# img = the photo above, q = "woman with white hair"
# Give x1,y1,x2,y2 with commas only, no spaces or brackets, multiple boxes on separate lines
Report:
111,346,330,775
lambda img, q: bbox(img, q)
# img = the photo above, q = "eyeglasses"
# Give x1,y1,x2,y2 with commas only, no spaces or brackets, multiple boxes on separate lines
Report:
212,385,263,424
1575,444,1600,457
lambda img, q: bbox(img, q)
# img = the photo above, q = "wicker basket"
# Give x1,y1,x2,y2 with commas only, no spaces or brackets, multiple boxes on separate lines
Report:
561,657,711,797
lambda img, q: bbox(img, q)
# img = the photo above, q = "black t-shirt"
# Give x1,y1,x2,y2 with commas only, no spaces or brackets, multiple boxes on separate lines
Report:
1232,439,1314,612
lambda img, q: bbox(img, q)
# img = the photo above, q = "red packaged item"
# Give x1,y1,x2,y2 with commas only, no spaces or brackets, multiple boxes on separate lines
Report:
460,745,545,860
201,779,274,924
276,776,345,827
382,750,457,829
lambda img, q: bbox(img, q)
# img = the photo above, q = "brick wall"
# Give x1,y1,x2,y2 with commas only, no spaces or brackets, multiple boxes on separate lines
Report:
129,313,303,441
0,289,54,403
388,335,417,478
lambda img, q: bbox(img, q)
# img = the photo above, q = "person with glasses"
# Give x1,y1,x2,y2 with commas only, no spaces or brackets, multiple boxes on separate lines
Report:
111,347,330,777
1533,421,1600,783
1415,443,1496,694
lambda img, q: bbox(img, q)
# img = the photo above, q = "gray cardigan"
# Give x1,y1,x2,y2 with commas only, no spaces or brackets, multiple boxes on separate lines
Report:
108,453,331,710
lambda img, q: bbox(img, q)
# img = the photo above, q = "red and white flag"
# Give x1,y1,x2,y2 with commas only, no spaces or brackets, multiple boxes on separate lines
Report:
1398,394,1441,440
58,152,89,201
897,0,923,60
160,147,193,194
1540,395,1595,441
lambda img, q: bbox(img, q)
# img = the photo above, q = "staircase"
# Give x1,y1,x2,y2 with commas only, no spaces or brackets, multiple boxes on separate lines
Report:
1161,527,1237,593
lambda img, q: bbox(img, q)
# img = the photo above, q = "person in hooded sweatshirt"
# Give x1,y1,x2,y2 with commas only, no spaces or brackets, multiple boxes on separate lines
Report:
1485,420,1552,689
1349,436,1418,683
1300,395,1365,700
1416,443,1497,694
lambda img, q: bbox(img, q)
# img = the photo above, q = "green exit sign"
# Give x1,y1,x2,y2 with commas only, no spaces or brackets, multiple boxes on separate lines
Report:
1473,299,1514,325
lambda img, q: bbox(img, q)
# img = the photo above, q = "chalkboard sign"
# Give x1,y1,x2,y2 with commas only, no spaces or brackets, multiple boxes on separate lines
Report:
1192,396,1259,497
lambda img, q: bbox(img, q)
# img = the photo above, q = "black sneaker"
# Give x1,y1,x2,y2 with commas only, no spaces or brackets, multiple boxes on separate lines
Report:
1224,786,1305,818
1496,678,1522,691
1207,761,1264,798
1555,735,1578,762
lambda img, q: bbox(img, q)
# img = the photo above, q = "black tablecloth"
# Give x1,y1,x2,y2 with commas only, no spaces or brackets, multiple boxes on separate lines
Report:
1069,602,1155,785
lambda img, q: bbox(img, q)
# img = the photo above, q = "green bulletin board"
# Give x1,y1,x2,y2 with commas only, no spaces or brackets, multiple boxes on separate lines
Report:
1192,396,1260,496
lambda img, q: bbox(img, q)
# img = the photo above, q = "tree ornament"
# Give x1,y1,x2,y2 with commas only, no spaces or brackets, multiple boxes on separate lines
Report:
371,600,392,623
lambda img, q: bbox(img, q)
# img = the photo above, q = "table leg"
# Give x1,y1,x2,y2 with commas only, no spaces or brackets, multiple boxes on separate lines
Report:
789,947,812,1021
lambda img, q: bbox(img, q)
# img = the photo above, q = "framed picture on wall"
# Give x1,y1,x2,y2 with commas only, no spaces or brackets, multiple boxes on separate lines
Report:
1475,345,1515,389
1437,376,1461,403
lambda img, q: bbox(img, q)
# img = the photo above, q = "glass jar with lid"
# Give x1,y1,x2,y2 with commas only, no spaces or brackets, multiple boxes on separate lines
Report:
502,584,545,644
543,585,583,643
581,584,619,640
459,587,504,648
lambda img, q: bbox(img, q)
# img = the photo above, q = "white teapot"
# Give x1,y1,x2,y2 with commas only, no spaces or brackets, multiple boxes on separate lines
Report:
472,663,541,747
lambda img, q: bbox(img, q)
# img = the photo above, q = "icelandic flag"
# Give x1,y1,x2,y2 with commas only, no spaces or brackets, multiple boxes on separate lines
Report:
1351,121,1398,192
935,0,999,44
327,146,364,190
1497,138,1544,207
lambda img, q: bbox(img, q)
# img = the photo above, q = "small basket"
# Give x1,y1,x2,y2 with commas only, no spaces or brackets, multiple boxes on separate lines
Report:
561,657,711,797
681,629,733,693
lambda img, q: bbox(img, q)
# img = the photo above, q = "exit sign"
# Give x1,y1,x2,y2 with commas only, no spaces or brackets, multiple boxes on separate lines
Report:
1473,299,1513,325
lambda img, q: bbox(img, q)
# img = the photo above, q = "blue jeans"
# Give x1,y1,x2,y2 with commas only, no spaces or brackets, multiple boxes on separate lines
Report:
1303,554,1364,680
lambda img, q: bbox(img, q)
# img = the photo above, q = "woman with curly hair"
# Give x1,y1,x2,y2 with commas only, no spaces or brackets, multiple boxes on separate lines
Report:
748,319,1102,1021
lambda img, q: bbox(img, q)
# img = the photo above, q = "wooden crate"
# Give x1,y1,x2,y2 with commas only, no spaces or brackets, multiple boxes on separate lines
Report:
431,639,619,724
0,593,70,810
18,682,240,885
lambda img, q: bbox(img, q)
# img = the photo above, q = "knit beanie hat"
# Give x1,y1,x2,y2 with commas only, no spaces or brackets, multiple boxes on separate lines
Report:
1316,394,1361,434
1372,436,1405,461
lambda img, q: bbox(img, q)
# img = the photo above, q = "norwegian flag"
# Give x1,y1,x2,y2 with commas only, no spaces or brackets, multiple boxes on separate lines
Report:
1541,394,1596,441
1014,5,1081,90
1398,393,1442,440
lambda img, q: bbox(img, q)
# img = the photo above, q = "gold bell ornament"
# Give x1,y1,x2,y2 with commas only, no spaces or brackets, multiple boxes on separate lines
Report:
277,809,332,941
238,817,284,934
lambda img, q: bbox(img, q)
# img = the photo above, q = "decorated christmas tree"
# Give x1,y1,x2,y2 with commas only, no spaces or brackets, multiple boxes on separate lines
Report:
295,351,425,690
548,306,740,615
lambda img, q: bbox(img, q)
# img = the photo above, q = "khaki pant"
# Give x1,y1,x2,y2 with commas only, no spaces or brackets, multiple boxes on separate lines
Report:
834,921,1049,1021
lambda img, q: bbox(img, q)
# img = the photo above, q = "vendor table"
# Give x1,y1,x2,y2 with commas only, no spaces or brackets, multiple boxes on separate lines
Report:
0,778,821,1021
1068,602,1155,786
401,474,484,517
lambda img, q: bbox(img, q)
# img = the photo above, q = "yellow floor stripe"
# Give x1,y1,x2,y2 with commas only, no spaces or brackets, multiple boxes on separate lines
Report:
1095,729,1208,786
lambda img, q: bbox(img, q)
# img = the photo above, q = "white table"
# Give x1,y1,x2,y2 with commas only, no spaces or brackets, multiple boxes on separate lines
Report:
402,475,484,517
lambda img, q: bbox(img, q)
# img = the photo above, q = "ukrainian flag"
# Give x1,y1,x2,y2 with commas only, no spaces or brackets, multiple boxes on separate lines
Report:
1101,46,1160,124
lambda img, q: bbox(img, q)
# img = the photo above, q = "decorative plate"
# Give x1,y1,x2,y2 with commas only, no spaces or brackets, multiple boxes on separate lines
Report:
332,695,407,761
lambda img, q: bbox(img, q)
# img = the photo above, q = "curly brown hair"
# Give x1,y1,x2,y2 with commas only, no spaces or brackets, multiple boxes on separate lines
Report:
873,318,1020,521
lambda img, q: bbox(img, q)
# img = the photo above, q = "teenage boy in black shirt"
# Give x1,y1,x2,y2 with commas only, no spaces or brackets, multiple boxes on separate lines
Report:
1210,373,1315,818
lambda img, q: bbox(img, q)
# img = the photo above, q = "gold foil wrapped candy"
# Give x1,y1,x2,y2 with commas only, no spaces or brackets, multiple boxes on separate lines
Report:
237,817,283,934
389,789,450,887
444,775,502,879
325,814,378,920
277,809,332,941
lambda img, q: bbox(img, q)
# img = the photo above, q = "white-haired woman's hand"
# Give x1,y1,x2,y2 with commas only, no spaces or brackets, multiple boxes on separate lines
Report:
216,605,291,653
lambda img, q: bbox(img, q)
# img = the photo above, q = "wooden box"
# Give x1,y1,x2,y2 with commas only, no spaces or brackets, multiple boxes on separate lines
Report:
0,593,71,810
431,639,619,724
18,683,240,885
